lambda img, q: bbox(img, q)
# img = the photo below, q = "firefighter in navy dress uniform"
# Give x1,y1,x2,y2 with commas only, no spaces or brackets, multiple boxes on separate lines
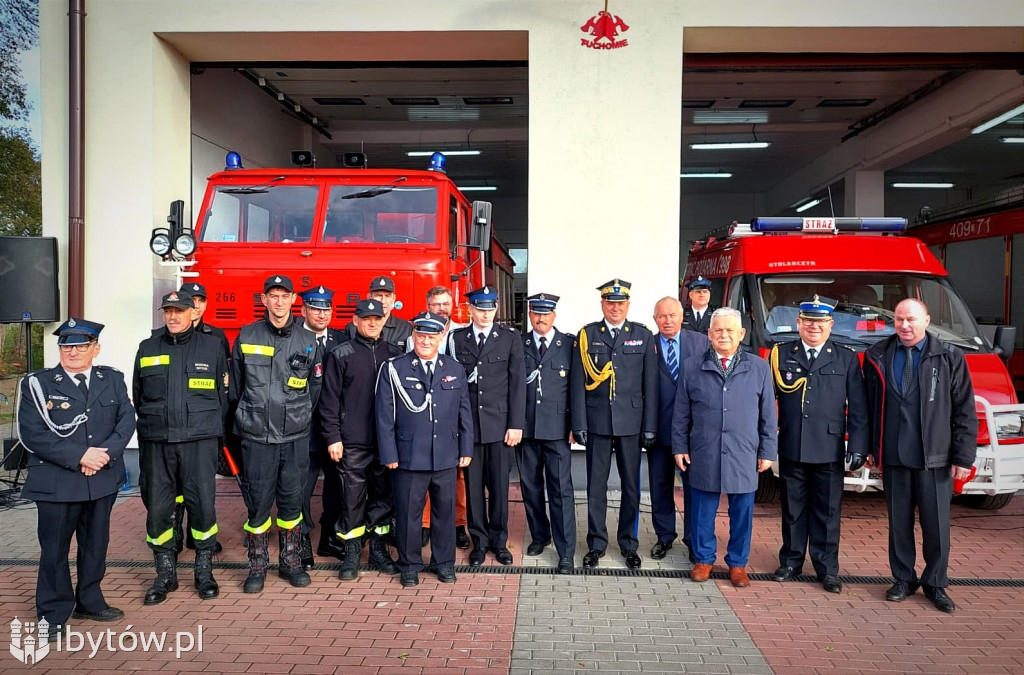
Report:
570,279,659,570
768,295,869,593
17,318,135,635
682,276,716,334
518,293,577,574
376,311,474,587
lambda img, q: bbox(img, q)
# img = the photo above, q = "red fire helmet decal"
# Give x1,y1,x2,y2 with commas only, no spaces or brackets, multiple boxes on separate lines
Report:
580,5,630,50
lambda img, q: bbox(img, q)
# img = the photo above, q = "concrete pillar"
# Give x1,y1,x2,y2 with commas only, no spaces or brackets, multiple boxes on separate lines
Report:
844,171,885,217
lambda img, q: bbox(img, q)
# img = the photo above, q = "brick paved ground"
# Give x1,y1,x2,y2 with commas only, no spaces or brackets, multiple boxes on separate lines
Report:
1,477,1022,674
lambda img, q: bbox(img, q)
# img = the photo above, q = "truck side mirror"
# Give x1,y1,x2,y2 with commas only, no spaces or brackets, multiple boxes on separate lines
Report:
470,201,492,251
993,325,1016,361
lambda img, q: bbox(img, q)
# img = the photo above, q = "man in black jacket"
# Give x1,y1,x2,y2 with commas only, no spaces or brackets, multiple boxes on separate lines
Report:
133,290,229,604
769,295,868,593
345,275,413,348
320,299,403,581
863,298,977,613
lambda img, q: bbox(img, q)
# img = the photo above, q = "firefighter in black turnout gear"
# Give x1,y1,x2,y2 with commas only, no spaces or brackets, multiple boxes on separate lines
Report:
230,275,318,592
133,290,229,604
319,299,403,581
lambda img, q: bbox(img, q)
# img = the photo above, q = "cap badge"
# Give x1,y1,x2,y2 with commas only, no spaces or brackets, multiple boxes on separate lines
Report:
192,284,199,290
68,318,76,327
318,286,325,293
274,276,281,282
813,294,820,303
368,302,375,309
484,286,490,293
168,292,179,301
379,279,387,286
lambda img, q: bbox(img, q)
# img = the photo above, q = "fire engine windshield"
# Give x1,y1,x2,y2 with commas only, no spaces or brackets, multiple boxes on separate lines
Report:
200,186,320,243
322,185,438,245
759,273,987,351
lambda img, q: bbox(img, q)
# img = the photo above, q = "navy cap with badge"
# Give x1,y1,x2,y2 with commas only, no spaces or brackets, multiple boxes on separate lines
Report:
411,311,447,334
368,276,396,294
264,274,294,293
799,294,837,320
466,285,498,309
527,292,559,314
597,279,631,302
300,285,334,310
354,298,386,318
161,289,194,310
686,276,712,291
182,282,208,299
53,317,104,345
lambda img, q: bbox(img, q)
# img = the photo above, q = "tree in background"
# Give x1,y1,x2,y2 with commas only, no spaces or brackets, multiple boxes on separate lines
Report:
0,0,39,124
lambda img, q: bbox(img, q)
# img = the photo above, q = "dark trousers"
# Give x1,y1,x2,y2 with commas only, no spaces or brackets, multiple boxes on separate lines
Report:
778,458,844,576
690,487,754,568
391,467,456,572
301,447,342,536
140,439,219,551
647,443,678,544
322,444,393,538
883,464,953,588
240,437,310,533
35,493,116,624
678,467,693,551
465,440,512,549
585,433,641,553
516,437,577,559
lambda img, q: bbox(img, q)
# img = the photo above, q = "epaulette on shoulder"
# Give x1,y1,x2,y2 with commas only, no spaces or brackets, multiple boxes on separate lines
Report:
630,321,650,331
498,323,519,335
97,365,122,373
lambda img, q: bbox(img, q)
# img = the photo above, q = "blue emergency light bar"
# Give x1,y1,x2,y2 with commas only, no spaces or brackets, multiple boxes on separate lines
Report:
427,152,447,173
750,217,907,233
225,151,243,170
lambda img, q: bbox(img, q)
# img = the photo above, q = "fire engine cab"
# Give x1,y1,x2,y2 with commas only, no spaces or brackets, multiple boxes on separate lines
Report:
683,216,1024,509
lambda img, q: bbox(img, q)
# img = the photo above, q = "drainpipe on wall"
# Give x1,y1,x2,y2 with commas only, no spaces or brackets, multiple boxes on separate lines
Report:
68,0,85,317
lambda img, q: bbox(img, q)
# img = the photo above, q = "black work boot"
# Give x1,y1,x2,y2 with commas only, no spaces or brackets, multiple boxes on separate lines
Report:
299,532,315,570
278,526,312,587
144,550,179,605
316,528,346,561
367,532,399,575
338,537,363,581
194,547,219,599
243,531,269,593
171,501,186,554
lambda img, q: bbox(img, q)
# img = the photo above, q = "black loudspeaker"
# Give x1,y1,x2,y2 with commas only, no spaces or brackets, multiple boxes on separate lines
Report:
0,236,60,323
342,152,367,168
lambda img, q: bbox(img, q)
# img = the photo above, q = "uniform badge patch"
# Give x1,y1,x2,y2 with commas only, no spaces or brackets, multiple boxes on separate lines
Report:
785,372,793,382
559,369,566,378
46,401,53,410
314,363,323,378
60,402,71,409
442,375,457,383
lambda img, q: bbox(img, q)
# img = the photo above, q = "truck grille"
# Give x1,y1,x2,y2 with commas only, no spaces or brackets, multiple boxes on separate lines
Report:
214,308,236,321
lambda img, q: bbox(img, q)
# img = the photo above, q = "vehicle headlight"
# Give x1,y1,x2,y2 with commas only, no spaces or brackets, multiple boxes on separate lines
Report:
150,231,171,256
174,233,197,256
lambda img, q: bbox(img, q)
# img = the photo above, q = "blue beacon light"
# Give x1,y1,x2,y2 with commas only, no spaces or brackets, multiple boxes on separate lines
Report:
426,152,447,173
225,151,244,170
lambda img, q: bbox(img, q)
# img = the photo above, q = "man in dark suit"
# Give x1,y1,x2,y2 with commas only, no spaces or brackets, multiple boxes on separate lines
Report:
682,276,716,334
376,311,474,586
650,297,708,563
18,318,136,636
518,292,576,574
571,279,659,570
449,286,526,566
863,298,977,613
768,295,869,593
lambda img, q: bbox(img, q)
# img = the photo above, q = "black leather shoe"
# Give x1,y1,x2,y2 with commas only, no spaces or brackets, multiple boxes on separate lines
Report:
317,536,347,561
650,541,672,559
773,565,803,582
624,551,642,569
582,549,605,568
685,544,696,564
400,571,419,587
822,575,843,593
527,539,551,556
436,566,457,583
886,580,920,602
455,526,471,550
492,547,514,565
923,585,956,613
469,546,486,566
557,557,573,574
72,606,124,622
421,527,431,547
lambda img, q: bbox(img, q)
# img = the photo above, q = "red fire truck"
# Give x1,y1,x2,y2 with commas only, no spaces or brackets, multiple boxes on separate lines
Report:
150,152,515,345
683,216,1024,509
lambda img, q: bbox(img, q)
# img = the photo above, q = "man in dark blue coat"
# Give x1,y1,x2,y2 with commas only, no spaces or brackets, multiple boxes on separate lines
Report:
377,312,474,587
673,307,777,588
18,318,136,635
768,295,868,593
682,276,716,334
650,297,708,563
518,293,576,573
571,279,659,570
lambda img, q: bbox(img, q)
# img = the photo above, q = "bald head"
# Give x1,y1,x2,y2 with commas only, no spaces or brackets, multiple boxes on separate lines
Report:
894,298,930,347
653,297,683,338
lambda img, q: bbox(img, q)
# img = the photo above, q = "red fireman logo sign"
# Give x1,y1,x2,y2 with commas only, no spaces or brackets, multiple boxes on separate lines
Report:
580,3,630,50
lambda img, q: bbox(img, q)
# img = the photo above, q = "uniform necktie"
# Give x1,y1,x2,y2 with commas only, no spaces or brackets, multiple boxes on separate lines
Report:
695,311,702,324
75,373,89,398
478,331,487,349
610,327,618,340
666,340,678,381
538,336,548,358
901,345,915,394
807,348,817,366
317,336,326,352
425,360,434,382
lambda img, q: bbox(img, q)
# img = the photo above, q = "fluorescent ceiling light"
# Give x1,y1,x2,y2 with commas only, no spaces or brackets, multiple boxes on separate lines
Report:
680,172,733,178
458,186,497,192
795,199,823,213
692,110,769,125
406,150,481,157
891,182,955,189
1000,137,1024,144
971,103,1024,134
690,142,770,150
